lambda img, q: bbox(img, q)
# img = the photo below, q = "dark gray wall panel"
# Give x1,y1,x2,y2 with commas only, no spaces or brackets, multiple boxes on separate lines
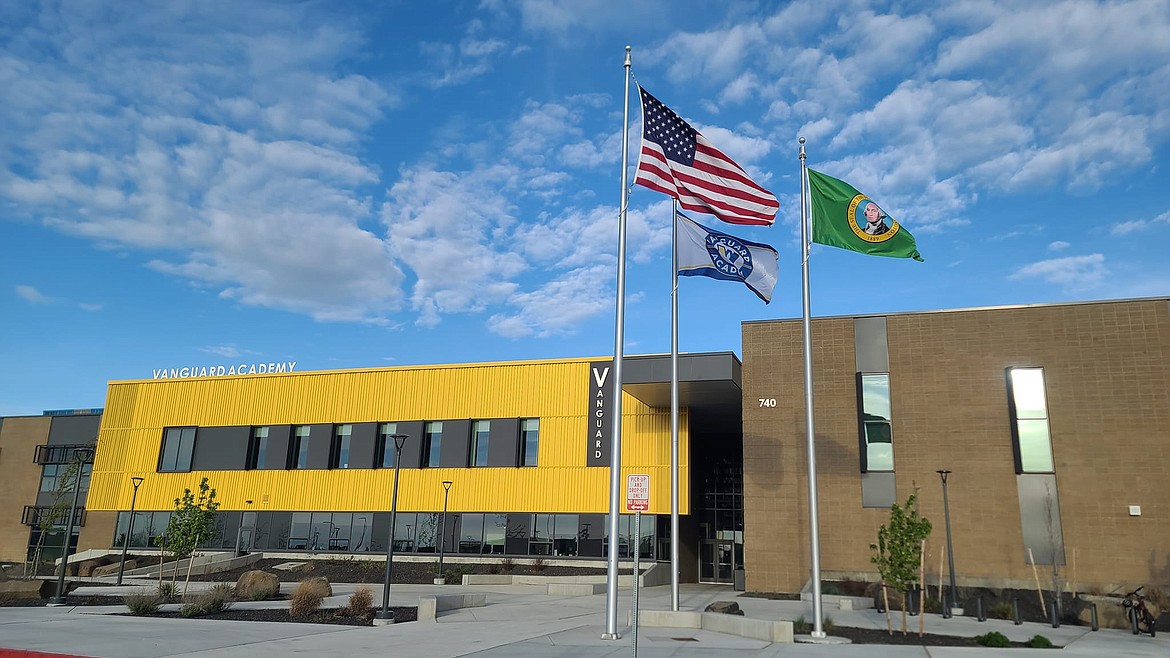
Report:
440,419,471,468
861,471,896,508
1017,474,1065,565
48,415,102,445
854,316,889,373
395,421,424,468
488,418,520,467
307,424,333,469
191,426,249,470
264,425,292,470
349,422,378,469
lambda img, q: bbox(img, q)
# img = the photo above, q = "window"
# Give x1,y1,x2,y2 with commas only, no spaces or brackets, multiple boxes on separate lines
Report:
470,420,490,467
857,374,893,472
159,427,196,472
331,424,352,469
289,426,311,469
520,418,539,466
1008,367,1055,473
422,421,442,467
247,427,269,470
459,513,484,553
376,423,399,468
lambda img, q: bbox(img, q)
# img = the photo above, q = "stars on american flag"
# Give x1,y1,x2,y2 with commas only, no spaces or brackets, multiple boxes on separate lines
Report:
641,90,696,166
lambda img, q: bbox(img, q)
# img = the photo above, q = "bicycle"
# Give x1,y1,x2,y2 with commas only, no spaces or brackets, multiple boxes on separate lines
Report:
1120,586,1157,637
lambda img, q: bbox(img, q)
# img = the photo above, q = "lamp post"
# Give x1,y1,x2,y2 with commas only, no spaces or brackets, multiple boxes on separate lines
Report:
375,433,409,625
937,469,958,616
116,476,145,586
50,446,94,605
435,480,453,585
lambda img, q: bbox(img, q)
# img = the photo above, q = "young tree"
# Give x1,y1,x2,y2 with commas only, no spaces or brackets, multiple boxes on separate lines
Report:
870,488,933,634
157,477,219,592
24,460,82,579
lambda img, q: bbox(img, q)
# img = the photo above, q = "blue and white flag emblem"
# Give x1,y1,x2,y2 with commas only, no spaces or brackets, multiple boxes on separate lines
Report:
676,211,779,303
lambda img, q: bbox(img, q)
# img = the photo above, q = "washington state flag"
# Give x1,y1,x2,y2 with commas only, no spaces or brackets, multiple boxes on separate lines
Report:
808,169,923,261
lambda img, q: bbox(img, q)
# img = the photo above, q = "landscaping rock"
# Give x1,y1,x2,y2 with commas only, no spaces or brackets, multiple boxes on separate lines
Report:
704,600,744,615
235,570,281,598
299,576,332,597
91,560,136,577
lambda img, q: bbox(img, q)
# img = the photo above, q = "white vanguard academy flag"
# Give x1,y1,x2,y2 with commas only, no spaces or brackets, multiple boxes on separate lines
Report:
676,211,779,304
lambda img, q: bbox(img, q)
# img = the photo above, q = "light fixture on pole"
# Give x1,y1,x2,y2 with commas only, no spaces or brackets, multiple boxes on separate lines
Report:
937,469,958,617
116,476,145,586
435,480,453,585
374,433,409,625
50,446,94,605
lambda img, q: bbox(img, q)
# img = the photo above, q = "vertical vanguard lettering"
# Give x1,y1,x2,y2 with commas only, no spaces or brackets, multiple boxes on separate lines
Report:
587,361,614,466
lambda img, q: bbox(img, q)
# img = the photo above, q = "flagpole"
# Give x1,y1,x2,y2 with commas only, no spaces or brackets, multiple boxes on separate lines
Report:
670,199,681,611
602,45,632,641
799,136,826,638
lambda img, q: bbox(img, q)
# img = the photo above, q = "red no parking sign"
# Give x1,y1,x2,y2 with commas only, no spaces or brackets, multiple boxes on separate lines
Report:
626,473,649,511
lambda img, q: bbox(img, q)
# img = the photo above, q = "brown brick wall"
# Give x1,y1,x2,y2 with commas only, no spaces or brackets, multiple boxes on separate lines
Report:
0,417,50,562
742,299,1170,594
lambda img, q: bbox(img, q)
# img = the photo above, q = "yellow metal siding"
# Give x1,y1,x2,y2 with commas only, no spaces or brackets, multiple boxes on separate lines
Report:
90,360,690,516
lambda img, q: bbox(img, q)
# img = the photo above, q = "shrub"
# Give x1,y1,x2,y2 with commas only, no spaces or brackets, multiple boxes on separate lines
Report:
990,601,1014,620
249,585,277,601
500,557,516,572
923,597,942,614
290,580,327,618
200,583,235,614
124,590,162,615
488,563,500,574
157,581,178,602
531,557,547,572
1026,634,1054,648
975,631,1011,648
345,587,373,617
179,602,204,617
792,615,811,634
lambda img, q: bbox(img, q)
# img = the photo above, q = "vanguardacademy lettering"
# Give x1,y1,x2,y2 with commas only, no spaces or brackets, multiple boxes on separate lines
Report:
587,361,614,466
151,361,298,380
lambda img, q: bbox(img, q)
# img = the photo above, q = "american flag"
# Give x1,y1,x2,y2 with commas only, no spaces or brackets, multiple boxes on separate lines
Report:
634,87,778,226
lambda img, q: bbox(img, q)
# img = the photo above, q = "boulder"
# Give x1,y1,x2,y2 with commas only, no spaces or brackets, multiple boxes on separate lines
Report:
91,560,136,577
704,600,744,615
235,570,281,599
298,576,333,598
0,579,52,601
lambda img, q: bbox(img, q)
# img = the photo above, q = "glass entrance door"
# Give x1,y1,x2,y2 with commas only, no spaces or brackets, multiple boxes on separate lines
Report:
700,538,736,583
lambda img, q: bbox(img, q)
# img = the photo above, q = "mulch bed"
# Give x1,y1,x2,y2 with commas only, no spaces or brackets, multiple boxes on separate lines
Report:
128,605,416,626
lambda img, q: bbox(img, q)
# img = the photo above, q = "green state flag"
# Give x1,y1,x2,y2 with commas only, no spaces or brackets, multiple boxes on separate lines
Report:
808,168,923,261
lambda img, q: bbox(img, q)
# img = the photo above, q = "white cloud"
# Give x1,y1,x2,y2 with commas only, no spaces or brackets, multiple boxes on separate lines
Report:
15,285,50,304
201,345,255,359
1111,210,1170,235
1048,241,1070,251
1009,254,1108,287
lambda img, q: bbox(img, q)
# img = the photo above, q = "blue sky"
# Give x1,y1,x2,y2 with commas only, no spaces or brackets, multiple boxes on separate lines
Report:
2,0,1169,416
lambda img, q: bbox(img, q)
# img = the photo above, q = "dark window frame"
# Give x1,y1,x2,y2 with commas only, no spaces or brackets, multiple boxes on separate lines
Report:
421,421,442,468
856,373,894,473
519,418,539,467
289,425,311,470
158,427,197,472
470,420,490,467
330,424,353,469
246,426,269,470
1006,366,1055,474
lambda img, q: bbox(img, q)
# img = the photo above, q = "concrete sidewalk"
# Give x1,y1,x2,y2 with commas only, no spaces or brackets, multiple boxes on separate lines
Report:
1,580,1166,657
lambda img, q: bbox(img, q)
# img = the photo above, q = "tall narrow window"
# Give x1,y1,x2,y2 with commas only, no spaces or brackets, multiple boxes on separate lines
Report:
331,424,352,469
376,422,398,468
422,421,442,468
520,418,539,466
470,420,490,467
857,373,893,472
290,425,311,469
159,427,196,472
1008,367,1055,473
247,427,269,470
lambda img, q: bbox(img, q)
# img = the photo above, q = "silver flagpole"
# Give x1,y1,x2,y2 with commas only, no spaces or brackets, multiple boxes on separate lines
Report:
798,136,826,638
602,45,633,641
670,199,680,611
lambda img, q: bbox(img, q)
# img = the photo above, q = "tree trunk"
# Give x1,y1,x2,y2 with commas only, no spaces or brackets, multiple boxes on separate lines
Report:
882,583,892,634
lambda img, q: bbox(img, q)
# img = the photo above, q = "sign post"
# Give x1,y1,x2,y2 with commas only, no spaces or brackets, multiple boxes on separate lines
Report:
626,474,650,657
